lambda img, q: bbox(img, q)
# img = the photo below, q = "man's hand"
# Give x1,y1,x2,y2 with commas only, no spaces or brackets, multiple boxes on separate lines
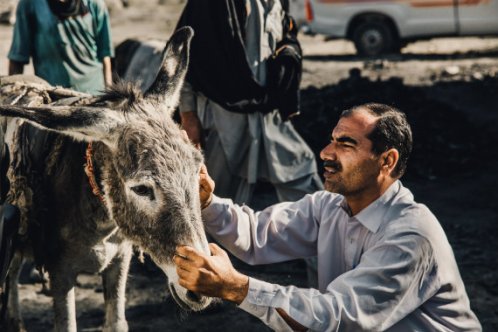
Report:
180,111,203,149
199,164,214,209
174,244,249,304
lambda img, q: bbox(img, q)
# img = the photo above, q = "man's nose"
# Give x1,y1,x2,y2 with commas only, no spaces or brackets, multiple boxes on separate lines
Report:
320,142,336,161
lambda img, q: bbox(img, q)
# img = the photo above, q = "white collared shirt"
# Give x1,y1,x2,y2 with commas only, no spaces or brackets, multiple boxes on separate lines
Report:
202,181,481,331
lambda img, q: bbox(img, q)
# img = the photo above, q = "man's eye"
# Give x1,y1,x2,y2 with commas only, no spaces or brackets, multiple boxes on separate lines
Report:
131,185,155,200
340,142,355,149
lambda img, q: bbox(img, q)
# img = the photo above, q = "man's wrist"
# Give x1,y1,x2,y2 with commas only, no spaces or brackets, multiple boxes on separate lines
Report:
201,193,213,210
224,272,249,305
180,110,198,119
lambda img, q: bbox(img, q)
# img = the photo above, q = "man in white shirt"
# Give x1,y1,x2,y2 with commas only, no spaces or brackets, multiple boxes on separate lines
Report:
174,103,481,331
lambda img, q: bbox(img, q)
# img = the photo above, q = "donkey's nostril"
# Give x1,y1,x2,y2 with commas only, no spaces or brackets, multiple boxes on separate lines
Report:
186,290,201,302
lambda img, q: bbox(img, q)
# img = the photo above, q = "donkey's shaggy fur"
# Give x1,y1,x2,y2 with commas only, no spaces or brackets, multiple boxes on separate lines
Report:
0,27,212,332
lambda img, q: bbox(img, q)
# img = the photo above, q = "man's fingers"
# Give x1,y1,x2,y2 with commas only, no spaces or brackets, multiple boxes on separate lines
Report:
200,164,207,174
199,166,211,188
176,245,197,258
173,254,192,271
209,243,228,259
176,266,189,278
208,243,222,255
173,256,195,273
178,277,192,291
177,272,197,292
176,245,206,266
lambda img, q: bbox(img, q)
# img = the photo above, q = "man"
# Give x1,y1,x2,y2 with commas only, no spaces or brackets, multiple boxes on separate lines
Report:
8,0,113,94
178,0,323,205
174,103,481,331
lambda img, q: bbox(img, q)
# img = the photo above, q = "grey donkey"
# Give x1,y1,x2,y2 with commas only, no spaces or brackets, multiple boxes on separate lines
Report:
0,27,213,331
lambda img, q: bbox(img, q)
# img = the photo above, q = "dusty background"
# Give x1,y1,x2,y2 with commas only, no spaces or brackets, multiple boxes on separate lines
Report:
1,0,498,331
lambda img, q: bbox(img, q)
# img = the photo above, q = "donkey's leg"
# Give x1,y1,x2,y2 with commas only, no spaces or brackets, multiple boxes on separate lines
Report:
50,270,78,332
4,251,25,332
102,245,132,332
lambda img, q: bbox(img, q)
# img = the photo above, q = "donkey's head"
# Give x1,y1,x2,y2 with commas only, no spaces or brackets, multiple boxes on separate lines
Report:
0,27,213,311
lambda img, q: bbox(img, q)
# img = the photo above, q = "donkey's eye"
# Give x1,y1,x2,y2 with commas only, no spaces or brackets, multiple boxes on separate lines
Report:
131,185,155,200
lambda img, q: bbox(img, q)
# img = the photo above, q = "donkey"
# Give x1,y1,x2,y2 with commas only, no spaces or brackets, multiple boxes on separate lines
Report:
0,27,212,331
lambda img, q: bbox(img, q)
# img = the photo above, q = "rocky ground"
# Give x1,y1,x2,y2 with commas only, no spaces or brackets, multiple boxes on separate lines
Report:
1,0,498,331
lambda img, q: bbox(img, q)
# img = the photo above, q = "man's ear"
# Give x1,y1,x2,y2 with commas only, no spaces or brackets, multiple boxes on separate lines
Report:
381,148,399,176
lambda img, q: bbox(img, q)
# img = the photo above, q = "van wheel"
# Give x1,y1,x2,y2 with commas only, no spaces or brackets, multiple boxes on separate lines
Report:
352,20,398,56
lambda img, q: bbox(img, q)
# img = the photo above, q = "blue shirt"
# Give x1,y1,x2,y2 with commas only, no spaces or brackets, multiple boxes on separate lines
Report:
8,0,113,94
202,181,482,331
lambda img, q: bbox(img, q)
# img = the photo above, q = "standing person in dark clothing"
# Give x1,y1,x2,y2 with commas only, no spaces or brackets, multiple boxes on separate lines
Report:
178,0,323,206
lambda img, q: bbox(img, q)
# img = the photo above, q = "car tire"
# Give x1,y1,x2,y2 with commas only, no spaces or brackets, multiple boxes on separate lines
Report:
352,20,399,56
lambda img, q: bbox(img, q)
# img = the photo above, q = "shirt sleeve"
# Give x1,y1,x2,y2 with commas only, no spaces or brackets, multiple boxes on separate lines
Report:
238,233,440,331
93,0,114,59
7,0,32,64
202,194,323,264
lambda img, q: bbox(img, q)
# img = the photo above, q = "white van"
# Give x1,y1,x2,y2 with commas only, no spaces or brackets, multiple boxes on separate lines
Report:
301,0,498,55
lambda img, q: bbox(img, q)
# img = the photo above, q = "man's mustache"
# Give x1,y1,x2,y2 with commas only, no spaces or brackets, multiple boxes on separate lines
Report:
323,160,342,172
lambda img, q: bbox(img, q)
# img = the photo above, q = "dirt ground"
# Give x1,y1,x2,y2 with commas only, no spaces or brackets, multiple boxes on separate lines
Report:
1,0,498,331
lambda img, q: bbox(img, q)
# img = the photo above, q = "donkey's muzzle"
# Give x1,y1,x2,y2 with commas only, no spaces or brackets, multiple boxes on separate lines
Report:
186,290,202,302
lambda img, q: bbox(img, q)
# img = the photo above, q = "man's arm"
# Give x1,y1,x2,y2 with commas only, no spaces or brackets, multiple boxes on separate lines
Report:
8,60,24,75
186,167,309,330
175,244,249,303
201,194,320,264
180,111,203,148
93,0,114,87
189,168,440,330
198,165,319,264
179,82,203,148
174,244,307,331
7,0,32,73
176,234,438,331
101,56,112,87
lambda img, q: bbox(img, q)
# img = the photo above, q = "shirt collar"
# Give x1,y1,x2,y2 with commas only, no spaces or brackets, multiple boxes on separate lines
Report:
340,181,402,233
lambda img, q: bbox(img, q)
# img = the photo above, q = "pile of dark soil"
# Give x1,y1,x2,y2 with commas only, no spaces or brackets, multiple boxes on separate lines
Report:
293,70,498,180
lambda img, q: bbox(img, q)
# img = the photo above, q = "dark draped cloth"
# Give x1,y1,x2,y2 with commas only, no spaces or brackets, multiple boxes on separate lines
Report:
176,0,303,119
175,0,271,114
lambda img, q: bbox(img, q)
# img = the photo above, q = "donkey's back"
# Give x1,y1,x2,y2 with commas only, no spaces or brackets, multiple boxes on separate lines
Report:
1,75,133,332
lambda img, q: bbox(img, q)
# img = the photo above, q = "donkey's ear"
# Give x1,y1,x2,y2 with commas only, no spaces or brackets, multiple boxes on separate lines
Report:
0,104,125,146
144,26,194,115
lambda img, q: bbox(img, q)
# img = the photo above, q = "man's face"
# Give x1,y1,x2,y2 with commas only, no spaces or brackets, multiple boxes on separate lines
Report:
319,109,382,197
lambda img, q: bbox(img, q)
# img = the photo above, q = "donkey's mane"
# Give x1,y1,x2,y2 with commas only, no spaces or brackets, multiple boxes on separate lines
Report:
96,81,144,115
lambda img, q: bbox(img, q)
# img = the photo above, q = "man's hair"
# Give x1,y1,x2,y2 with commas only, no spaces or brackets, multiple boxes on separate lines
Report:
341,103,413,178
